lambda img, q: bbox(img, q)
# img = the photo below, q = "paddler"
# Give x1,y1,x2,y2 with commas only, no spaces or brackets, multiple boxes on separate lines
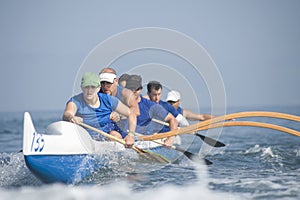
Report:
62,72,135,147
146,81,190,130
98,68,140,117
166,90,214,121
124,74,178,147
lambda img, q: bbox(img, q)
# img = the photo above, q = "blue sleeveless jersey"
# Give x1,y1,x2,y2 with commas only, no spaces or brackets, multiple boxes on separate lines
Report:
159,100,179,117
134,96,168,134
116,85,123,100
99,85,129,137
158,100,180,132
68,93,125,139
100,85,124,100
177,106,183,115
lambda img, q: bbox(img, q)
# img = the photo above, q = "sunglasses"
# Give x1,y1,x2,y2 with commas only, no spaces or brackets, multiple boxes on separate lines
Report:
167,101,177,105
130,87,143,93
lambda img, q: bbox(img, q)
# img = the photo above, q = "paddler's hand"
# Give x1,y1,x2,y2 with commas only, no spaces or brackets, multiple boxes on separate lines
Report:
163,136,175,147
70,116,83,124
110,111,120,122
124,132,135,148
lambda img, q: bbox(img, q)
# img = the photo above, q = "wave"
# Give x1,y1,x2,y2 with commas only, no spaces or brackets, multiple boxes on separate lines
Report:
0,161,243,200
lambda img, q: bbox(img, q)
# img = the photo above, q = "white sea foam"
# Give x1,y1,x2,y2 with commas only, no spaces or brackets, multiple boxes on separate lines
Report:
0,161,243,200
294,149,300,156
0,181,244,200
244,144,261,154
261,147,276,158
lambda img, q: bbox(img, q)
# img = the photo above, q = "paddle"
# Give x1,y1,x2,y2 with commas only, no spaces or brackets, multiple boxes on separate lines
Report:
151,118,225,147
132,131,213,165
138,111,300,141
195,133,225,147
174,146,213,165
196,120,300,135
79,122,170,163
140,120,300,141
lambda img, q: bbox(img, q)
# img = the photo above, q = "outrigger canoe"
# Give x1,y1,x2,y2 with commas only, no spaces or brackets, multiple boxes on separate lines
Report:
24,109,298,183
22,112,181,184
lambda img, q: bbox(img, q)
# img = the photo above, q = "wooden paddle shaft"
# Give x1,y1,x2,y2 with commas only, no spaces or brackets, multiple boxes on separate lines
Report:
79,122,170,163
138,111,300,140
80,122,144,154
198,121,300,136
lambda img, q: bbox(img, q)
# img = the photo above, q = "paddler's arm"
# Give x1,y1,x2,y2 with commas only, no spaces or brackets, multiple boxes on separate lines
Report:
114,100,137,148
62,102,83,124
183,109,215,121
163,113,178,146
122,87,140,116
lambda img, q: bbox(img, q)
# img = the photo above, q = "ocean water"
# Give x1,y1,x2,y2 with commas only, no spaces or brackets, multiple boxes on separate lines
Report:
0,106,300,200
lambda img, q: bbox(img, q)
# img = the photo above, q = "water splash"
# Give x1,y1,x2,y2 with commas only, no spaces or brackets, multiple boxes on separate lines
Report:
0,160,243,200
294,149,300,157
0,152,42,187
261,147,276,158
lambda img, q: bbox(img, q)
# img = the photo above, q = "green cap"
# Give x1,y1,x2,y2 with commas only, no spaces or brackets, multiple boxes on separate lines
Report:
81,72,100,87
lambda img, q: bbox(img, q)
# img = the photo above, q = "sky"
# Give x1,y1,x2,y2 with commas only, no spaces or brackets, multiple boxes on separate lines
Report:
0,0,300,113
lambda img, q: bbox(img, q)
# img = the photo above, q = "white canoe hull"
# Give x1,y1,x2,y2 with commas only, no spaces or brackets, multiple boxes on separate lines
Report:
23,112,126,183
23,112,182,184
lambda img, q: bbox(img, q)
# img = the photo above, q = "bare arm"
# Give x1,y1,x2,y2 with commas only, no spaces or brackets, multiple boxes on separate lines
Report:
114,100,137,147
163,113,178,146
164,113,178,131
62,102,82,124
183,109,214,121
114,100,137,133
121,88,140,116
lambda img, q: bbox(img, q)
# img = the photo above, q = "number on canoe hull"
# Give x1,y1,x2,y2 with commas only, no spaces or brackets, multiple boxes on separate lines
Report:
30,131,45,152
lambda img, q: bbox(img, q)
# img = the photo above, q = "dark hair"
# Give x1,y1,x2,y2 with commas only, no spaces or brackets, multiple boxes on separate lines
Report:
147,81,162,93
125,74,143,91
119,73,130,83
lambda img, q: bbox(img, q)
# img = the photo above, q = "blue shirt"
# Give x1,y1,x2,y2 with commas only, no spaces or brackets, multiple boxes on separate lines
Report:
116,85,123,100
100,85,124,102
158,100,180,132
99,85,131,137
135,96,168,134
68,93,123,139
159,100,180,117
177,106,183,115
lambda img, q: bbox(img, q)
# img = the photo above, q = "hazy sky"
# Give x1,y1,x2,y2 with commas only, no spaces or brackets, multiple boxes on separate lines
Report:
0,0,299,112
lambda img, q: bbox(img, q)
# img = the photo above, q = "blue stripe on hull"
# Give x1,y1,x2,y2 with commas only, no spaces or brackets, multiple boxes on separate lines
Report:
25,154,99,184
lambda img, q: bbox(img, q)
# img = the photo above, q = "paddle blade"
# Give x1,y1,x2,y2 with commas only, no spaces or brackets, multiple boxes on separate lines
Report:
195,133,226,147
175,146,213,165
203,158,213,165
137,147,170,164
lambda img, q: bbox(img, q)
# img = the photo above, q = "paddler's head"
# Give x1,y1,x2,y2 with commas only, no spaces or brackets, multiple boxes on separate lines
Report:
147,81,163,103
125,75,143,100
81,72,101,101
99,67,118,96
166,90,181,109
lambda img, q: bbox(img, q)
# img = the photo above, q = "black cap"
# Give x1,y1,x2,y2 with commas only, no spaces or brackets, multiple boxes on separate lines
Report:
125,75,142,91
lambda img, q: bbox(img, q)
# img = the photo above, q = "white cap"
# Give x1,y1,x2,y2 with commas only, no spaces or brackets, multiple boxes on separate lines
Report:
166,90,181,102
99,73,117,83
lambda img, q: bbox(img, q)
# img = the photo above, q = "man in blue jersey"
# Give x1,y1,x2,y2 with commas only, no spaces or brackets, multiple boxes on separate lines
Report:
166,90,214,121
99,68,140,117
62,72,135,147
146,81,189,129
124,75,178,147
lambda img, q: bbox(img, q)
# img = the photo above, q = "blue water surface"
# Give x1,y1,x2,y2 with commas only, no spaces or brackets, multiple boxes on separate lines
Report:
0,106,299,200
